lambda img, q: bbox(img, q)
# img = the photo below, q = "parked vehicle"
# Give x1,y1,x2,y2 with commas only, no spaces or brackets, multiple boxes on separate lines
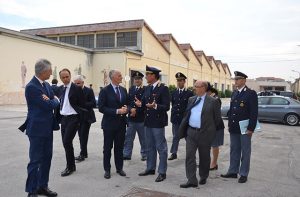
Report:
257,91,298,100
221,96,300,126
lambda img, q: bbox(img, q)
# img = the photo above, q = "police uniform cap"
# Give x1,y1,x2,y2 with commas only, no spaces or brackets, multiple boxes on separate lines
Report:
175,72,187,80
234,71,248,79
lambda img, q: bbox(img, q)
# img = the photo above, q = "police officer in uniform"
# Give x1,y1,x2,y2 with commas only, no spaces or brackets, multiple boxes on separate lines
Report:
221,71,258,183
123,71,147,161
135,65,170,182
168,72,193,160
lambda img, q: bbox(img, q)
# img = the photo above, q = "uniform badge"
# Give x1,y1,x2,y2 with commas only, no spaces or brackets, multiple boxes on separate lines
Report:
240,102,244,107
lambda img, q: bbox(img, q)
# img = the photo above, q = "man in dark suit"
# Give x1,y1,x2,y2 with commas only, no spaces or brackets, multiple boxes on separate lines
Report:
169,72,193,160
179,80,222,188
59,69,85,177
98,69,128,179
136,65,170,182
73,75,96,162
123,71,147,161
221,71,258,183
23,59,59,197
51,78,60,97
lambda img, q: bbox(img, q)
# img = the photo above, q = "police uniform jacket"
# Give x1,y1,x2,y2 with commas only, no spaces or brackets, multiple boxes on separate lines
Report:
143,82,170,128
170,88,193,124
128,85,145,123
228,86,258,134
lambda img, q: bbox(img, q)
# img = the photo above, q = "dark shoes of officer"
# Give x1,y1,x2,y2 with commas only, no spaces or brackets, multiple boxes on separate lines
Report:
138,170,155,176
36,187,57,197
180,182,198,188
27,193,37,197
104,171,111,179
117,170,126,176
61,167,76,177
141,156,147,161
238,176,248,183
123,156,131,160
168,153,177,160
155,174,166,182
75,155,85,162
221,173,238,178
199,178,207,185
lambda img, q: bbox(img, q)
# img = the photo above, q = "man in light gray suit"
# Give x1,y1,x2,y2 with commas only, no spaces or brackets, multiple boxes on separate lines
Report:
179,80,222,188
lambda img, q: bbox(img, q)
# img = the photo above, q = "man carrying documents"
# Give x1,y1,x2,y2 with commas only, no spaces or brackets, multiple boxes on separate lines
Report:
221,71,258,184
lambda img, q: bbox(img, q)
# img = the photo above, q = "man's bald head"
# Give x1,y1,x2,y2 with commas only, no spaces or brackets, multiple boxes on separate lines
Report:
194,80,208,96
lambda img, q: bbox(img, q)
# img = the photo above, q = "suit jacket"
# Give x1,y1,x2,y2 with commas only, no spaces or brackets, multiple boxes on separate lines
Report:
178,95,222,144
98,84,128,130
171,88,194,124
143,82,170,128
51,84,60,97
20,76,60,137
228,86,258,134
82,86,96,124
56,83,86,123
128,85,145,123
213,95,225,130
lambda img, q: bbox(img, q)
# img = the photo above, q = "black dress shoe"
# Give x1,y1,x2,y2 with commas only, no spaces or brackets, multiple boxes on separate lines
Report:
61,167,76,177
199,178,207,185
123,156,131,160
180,182,198,188
155,173,166,182
37,187,57,197
27,193,38,197
168,153,177,160
117,170,126,176
141,156,147,161
238,176,248,183
221,173,238,178
209,165,218,171
104,171,111,179
75,155,85,162
138,170,155,176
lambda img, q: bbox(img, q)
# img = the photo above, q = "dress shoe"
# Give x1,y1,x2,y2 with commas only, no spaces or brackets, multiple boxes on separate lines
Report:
141,156,147,161
209,165,218,171
199,178,207,185
75,155,85,162
116,170,126,176
238,176,248,183
180,182,198,188
138,170,155,176
168,153,177,160
104,171,111,179
221,173,238,178
123,156,131,160
155,173,166,182
61,167,76,177
27,193,38,197
37,187,57,197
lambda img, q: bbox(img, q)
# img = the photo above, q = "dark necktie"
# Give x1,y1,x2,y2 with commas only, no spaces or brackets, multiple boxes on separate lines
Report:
179,90,182,95
42,82,49,96
189,97,201,110
149,85,153,94
60,86,67,110
116,86,121,101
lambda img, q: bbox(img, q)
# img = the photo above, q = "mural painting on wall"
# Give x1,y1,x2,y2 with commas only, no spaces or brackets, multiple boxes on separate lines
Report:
74,64,85,79
103,69,108,86
21,61,27,88
53,66,58,79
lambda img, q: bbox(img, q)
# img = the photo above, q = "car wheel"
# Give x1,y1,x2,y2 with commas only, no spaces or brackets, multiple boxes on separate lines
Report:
284,113,299,126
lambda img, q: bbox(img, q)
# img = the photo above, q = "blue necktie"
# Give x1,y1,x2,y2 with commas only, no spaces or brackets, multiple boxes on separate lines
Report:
116,86,121,101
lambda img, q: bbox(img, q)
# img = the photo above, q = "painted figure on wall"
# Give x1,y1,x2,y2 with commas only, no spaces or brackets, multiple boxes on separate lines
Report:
103,69,108,86
21,61,27,88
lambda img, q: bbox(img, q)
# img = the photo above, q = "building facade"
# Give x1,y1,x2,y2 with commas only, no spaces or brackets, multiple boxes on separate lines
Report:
0,19,233,104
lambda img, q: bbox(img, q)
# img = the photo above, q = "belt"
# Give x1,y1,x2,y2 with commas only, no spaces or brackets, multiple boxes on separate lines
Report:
189,126,201,132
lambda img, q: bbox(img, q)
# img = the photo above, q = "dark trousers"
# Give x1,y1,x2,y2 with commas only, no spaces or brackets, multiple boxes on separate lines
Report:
26,135,53,193
103,126,126,172
185,127,211,185
61,115,79,169
78,121,91,157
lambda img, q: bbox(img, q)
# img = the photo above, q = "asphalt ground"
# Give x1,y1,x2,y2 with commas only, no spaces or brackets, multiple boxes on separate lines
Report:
0,105,299,197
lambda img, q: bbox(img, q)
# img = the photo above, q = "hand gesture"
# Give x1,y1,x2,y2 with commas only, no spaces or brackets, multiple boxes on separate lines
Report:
42,94,49,101
146,101,156,109
130,108,136,117
135,96,142,107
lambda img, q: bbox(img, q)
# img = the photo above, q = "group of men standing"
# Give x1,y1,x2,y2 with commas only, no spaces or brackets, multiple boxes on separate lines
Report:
22,58,258,197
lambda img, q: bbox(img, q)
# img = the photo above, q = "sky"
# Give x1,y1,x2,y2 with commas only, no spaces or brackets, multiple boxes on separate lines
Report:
0,0,300,81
